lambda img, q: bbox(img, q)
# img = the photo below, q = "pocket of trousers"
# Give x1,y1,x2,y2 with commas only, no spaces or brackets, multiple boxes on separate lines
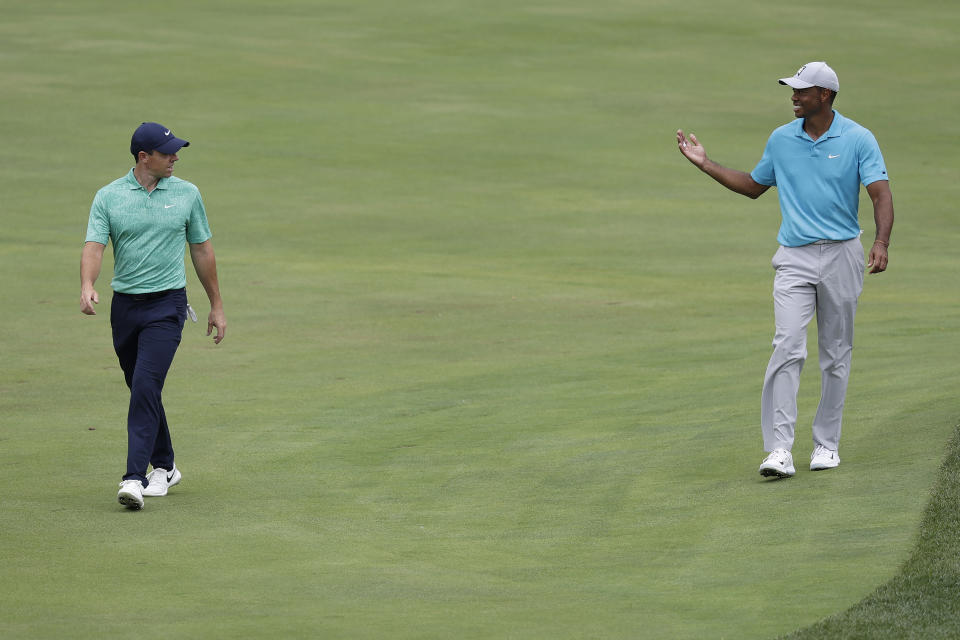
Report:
771,246,785,270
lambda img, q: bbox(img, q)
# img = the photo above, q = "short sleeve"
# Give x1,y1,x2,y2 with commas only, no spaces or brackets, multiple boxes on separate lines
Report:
857,130,888,187
750,135,777,187
185,190,213,244
85,191,111,245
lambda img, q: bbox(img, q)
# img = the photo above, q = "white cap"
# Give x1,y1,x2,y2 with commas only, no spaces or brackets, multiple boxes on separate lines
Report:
779,61,839,92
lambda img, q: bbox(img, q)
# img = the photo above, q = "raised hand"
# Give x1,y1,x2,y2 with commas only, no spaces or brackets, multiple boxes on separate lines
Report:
677,129,707,168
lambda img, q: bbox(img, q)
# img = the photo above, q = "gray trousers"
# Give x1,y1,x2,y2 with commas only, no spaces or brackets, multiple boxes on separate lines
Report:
761,237,865,452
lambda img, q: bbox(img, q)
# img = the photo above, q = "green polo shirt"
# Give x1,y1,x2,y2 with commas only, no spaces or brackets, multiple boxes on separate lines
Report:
85,169,212,294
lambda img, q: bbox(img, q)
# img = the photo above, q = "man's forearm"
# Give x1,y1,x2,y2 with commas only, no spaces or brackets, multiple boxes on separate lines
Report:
873,198,894,245
867,181,894,245
700,159,768,199
190,242,223,307
81,242,104,289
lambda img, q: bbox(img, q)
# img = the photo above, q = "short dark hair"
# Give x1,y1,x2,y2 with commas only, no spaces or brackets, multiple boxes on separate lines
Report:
132,148,154,162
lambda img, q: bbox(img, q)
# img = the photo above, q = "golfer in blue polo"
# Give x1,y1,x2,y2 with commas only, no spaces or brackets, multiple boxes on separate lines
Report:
81,122,227,509
676,62,894,478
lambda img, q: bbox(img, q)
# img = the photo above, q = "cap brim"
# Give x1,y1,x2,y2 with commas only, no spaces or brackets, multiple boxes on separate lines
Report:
154,138,189,154
779,77,815,89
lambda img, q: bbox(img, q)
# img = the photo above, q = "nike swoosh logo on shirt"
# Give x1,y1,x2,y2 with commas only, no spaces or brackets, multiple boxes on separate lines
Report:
828,154,840,159
164,204,175,208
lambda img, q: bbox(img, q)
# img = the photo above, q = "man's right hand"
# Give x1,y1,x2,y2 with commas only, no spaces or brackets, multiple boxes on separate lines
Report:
677,129,707,168
80,288,99,315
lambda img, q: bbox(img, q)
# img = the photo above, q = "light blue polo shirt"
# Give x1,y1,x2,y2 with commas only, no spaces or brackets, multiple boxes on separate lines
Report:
750,110,888,247
85,169,212,294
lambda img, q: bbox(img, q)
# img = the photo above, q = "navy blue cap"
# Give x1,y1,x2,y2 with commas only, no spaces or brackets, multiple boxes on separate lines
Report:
130,122,190,157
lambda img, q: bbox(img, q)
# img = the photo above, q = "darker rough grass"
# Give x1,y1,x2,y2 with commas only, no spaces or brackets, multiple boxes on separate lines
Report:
779,425,960,639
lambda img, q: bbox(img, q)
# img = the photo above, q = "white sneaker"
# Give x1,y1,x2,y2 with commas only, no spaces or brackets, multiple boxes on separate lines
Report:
759,448,795,478
143,464,181,497
118,480,144,510
810,445,840,471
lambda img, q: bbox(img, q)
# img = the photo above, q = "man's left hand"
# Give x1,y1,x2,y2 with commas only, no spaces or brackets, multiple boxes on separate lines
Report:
867,242,888,274
207,308,227,344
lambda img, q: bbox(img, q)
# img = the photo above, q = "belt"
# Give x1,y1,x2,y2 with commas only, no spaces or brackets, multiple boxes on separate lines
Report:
811,238,847,245
115,288,182,301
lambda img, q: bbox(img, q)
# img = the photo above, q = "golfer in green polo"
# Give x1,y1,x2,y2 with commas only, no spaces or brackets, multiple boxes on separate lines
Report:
81,122,227,510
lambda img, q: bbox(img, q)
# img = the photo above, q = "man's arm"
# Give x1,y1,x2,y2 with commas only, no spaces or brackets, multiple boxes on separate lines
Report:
677,129,770,199
189,239,227,344
865,180,894,274
80,241,105,315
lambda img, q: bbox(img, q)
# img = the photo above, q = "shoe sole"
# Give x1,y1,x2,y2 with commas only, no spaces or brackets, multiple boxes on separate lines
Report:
118,494,143,510
759,466,795,478
810,463,839,471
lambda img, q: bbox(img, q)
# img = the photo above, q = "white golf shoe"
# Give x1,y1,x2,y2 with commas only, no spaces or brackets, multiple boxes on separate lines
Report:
118,480,145,510
810,445,840,471
143,464,181,497
759,448,795,478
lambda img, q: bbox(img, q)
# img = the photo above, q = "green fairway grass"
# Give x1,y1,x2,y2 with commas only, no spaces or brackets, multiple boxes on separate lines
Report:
782,426,960,639
2,1,958,638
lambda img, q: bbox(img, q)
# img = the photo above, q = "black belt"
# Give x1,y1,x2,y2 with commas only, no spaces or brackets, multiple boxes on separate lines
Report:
115,288,182,301
811,238,855,245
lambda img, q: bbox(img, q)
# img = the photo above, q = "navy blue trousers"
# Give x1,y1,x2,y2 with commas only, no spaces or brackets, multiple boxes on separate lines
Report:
111,288,186,486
